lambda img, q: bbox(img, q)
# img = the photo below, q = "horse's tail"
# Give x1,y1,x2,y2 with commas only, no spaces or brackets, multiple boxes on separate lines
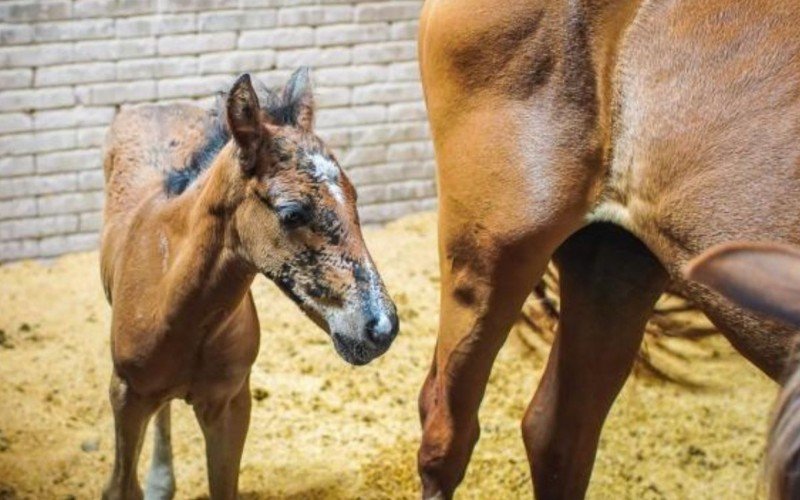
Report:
685,242,800,500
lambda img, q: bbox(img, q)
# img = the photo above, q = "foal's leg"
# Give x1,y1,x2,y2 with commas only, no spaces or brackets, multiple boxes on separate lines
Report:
522,224,669,499
144,403,176,500
193,377,252,500
104,373,160,500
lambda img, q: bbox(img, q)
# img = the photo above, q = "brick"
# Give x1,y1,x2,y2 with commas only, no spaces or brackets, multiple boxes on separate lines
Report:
0,43,75,68
199,50,276,75
0,239,39,261
316,65,388,86
0,87,74,112
0,198,37,220
315,87,351,108
346,122,429,145
341,145,386,167
355,2,420,23
158,0,237,14
117,57,197,80
316,23,388,47
0,69,33,89
0,24,34,45
73,38,156,62
198,9,277,32
36,149,101,174
33,107,115,131
239,28,314,49
0,113,32,134
39,232,99,257
0,130,78,156
0,155,34,177
158,75,230,99
387,141,433,162
278,6,352,26
389,61,419,81
73,0,156,18
35,62,116,87
38,191,104,215
352,82,422,105
352,41,416,64
0,174,78,200
115,14,196,38
0,214,78,240
78,170,104,191
390,21,419,41
358,178,435,205
347,160,434,186
77,127,107,148
79,211,103,232
316,105,385,128
251,69,292,88
276,47,350,69
159,33,237,56
358,197,437,223
75,81,156,106
0,1,71,23
388,102,427,122
33,19,114,43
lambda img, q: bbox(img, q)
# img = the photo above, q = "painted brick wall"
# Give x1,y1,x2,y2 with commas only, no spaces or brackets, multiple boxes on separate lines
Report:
0,0,436,262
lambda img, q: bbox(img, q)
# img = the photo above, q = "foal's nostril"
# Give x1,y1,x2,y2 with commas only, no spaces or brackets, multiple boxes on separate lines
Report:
366,312,398,346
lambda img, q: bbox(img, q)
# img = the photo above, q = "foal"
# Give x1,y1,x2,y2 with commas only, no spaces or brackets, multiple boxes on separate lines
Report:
99,69,398,499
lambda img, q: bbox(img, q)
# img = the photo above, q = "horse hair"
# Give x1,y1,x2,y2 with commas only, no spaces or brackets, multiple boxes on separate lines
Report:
164,73,304,196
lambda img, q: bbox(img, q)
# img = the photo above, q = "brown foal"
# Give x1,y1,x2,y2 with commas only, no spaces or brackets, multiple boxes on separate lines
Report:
417,0,800,498
99,69,398,500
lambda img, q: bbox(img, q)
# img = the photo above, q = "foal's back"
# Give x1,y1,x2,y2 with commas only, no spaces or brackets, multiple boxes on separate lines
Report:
102,103,213,223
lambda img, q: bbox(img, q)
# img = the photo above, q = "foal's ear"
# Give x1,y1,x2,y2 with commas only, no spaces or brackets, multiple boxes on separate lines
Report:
685,242,800,328
283,67,315,131
227,74,264,173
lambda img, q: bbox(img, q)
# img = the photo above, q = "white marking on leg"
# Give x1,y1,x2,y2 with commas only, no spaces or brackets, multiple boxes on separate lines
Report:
145,405,175,500
310,153,345,204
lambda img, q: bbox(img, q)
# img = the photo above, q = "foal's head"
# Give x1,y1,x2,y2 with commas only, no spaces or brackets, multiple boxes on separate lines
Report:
225,70,398,365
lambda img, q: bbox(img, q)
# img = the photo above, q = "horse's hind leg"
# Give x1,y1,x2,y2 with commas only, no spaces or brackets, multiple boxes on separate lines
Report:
145,403,176,499
522,223,668,499
104,372,160,500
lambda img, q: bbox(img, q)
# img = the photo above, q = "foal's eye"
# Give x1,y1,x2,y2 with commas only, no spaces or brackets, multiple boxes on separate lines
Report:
278,204,311,230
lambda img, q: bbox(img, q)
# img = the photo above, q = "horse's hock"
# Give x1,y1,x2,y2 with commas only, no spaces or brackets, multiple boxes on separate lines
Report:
0,1,434,262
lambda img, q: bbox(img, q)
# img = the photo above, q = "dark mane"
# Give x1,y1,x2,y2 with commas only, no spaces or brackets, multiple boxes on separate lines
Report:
164,106,229,196
164,75,299,196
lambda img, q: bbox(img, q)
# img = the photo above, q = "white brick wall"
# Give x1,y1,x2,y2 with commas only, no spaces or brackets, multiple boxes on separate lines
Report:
0,0,436,262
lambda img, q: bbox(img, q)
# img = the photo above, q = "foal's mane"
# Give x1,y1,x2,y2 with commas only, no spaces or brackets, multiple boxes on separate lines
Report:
164,75,303,196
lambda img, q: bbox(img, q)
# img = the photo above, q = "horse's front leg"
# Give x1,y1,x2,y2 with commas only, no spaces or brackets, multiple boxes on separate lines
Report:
523,223,668,499
104,372,160,500
193,375,252,500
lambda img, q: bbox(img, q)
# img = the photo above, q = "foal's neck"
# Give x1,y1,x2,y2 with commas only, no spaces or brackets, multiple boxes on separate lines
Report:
158,146,254,327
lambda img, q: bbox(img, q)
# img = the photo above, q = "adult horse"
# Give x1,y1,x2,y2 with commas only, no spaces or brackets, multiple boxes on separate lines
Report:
100,69,398,499
416,0,800,498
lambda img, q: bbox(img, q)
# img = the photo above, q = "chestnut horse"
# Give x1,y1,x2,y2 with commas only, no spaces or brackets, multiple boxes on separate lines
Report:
687,242,800,500
417,0,800,498
100,69,398,500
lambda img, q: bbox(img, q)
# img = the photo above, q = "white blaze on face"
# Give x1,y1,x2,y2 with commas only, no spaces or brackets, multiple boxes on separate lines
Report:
311,153,344,204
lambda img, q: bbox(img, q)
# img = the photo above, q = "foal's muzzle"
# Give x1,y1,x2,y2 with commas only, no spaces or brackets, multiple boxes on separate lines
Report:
332,306,399,366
